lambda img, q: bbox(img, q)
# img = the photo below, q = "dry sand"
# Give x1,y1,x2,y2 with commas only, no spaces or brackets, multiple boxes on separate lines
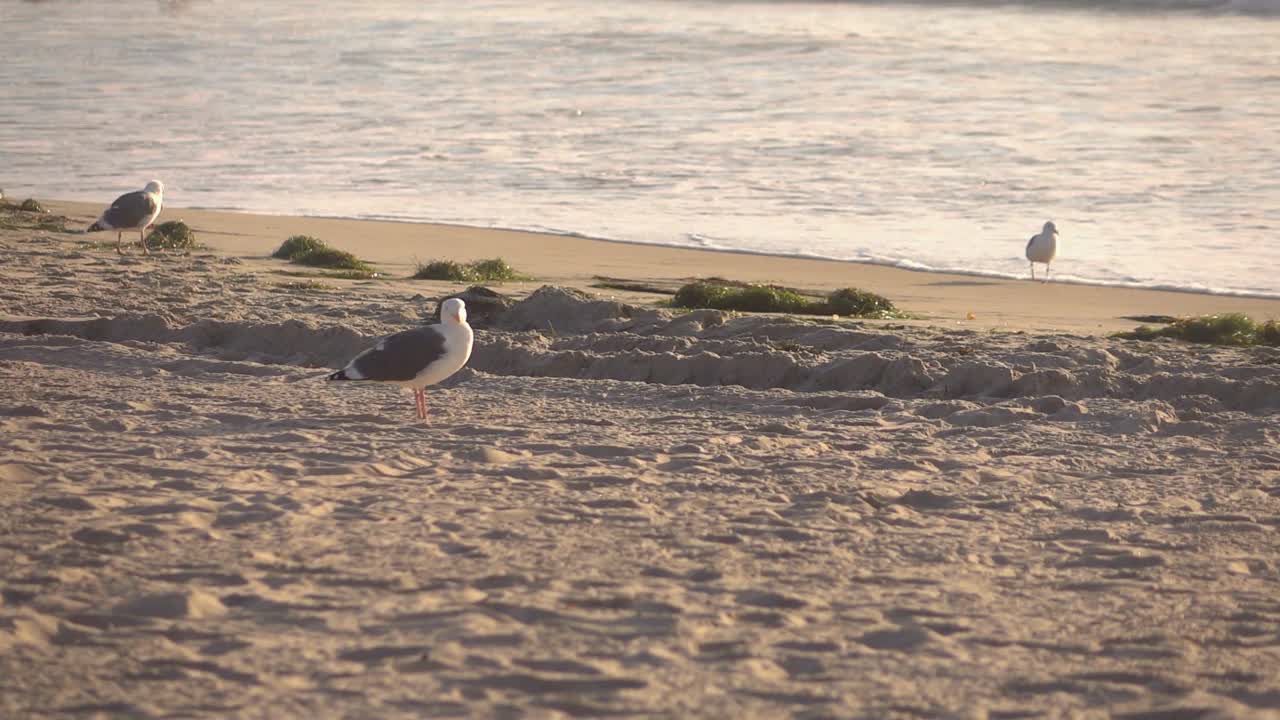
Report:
1,202,1279,718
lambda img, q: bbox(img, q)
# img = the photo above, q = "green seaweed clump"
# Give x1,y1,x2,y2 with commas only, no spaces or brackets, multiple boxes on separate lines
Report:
0,198,67,232
144,220,198,250
1118,313,1280,347
673,281,812,313
292,246,374,273
470,258,525,282
270,235,376,277
673,279,900,318
272,235,327,260
413,257,527,283
1261,320,1280,346
824,287,897,318
413,260,471,281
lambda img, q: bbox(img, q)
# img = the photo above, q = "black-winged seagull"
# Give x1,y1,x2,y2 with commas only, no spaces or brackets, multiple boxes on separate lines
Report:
1025,221,1058,282
86,180,165,255
327,298,474,420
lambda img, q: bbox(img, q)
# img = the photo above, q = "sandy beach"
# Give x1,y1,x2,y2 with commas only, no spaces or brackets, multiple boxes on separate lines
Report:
44,201,1280,335
2,202,1279,718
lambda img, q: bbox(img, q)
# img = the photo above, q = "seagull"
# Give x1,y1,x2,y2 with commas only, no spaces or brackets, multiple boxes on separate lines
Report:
327,298,474,421
86,180,164,255
1025,221,1058,282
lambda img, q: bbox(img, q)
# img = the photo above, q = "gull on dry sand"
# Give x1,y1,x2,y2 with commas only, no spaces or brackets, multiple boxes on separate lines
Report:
1026,220,1059,282
327,297,474,420
86,180,165,255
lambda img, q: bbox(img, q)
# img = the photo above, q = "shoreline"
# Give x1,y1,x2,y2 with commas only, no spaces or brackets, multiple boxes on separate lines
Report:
191,207,1280,301
48,199,1280,336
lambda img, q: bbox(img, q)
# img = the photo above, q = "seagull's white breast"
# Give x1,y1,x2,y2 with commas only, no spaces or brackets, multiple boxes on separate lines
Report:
405,322,474,389
1026,230,1057,263
143,191,163,228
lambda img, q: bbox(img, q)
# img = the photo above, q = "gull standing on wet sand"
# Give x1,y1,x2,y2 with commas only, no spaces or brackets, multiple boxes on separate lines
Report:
86,180,164,255
1026,221,1058,282
327,298,474,421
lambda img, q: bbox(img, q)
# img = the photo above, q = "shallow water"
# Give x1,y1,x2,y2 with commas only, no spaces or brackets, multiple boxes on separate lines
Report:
2,0,1278,296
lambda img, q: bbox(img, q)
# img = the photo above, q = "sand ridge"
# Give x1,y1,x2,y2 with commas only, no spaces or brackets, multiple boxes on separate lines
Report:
2,215,1280,717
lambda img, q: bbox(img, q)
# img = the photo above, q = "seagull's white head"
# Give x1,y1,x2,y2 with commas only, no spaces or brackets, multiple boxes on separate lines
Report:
144,180,164,196
441,297,468,326
1043,221,1057,235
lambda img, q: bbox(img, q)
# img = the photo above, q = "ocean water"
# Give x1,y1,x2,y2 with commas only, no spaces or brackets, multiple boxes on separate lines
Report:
2,0,1278,297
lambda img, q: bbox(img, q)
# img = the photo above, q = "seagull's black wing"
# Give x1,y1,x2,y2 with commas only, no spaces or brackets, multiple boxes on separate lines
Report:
101,190,158,229
334,326,448,382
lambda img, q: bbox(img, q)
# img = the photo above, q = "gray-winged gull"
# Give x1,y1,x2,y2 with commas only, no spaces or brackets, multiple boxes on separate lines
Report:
327,298,474,420
1025,221,1059,282
86,180,165,255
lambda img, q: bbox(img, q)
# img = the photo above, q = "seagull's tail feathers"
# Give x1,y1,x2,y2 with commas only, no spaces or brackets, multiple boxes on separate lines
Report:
326,369,351,381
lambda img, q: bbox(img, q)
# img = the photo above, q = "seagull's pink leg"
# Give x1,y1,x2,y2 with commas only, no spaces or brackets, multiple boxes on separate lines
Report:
1029,262,1035,281
415,389,426,420
116,232,124,255
140,228,150,255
